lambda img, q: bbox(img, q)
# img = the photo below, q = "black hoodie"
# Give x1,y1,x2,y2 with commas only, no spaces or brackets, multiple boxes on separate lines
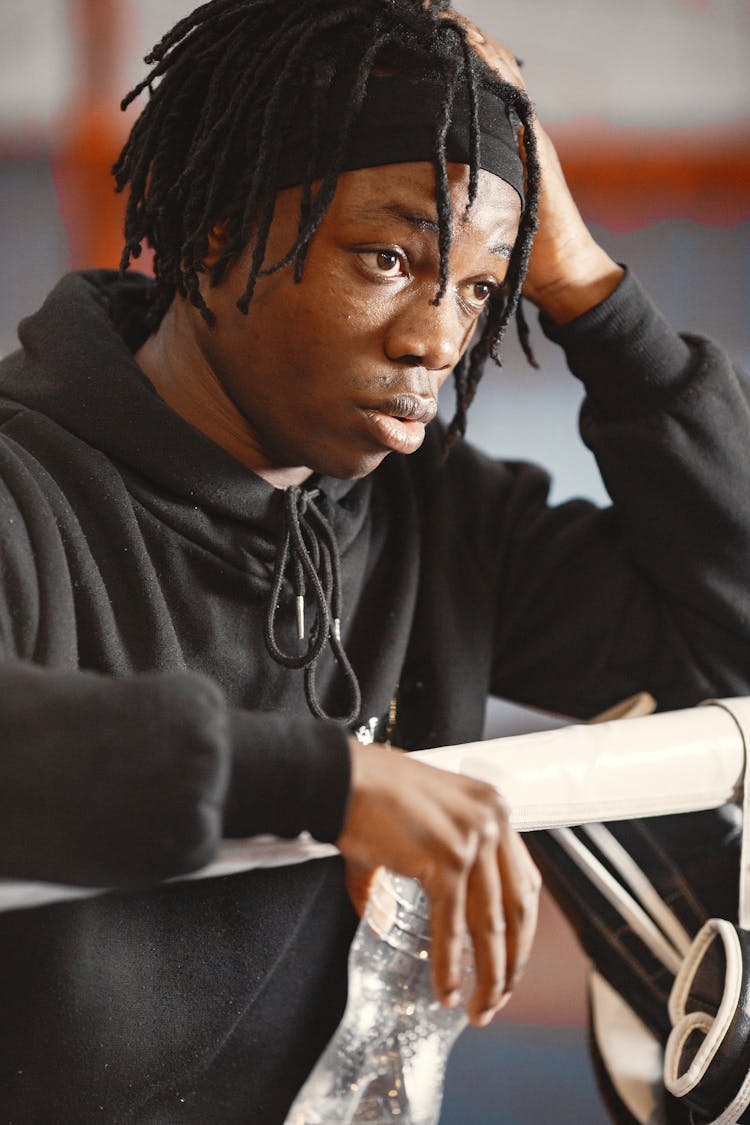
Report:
1,268,749,1122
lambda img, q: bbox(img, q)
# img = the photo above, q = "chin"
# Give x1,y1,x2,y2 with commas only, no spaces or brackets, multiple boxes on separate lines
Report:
314,447,392,481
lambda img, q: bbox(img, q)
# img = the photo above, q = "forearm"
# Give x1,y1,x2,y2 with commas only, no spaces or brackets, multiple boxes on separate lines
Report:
492,272,750,715
0,660,350,886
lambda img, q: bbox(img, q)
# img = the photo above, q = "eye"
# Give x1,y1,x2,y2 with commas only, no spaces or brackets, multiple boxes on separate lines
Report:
461,279,497,313
357,249,407,278
472,281,494,304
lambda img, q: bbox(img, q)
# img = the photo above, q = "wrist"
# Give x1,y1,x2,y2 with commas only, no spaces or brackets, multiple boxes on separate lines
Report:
525,246,624,325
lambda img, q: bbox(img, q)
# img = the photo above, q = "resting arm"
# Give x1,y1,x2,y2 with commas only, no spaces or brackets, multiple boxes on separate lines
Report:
489,270,750,715
440,13,750,711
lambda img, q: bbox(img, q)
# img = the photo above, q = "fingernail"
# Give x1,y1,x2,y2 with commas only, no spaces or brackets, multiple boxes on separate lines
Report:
444,990,461,1009
498,992,511,1010
476,1008,495,1027
469,29,485,45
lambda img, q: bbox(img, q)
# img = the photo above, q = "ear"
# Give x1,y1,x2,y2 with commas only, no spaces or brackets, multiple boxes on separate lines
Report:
203,220,231,269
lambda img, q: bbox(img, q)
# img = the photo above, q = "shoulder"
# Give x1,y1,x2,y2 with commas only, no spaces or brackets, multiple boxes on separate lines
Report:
375,418,558,562
402,417,554,512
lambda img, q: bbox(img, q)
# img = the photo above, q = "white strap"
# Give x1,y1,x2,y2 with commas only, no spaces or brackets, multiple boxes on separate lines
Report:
702,700,750,930
551,826,684,975
665,919,750,1125
582,823,693,957
739,751,749,931
666,920,743,1093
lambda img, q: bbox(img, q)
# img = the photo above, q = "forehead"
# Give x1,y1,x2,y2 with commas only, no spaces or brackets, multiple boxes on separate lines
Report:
318,161,522,248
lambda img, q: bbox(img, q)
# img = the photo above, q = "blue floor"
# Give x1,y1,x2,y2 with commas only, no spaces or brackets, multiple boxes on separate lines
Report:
439,1022,609,1125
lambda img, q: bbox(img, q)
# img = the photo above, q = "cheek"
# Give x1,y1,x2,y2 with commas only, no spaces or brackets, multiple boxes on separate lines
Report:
293,283,386,353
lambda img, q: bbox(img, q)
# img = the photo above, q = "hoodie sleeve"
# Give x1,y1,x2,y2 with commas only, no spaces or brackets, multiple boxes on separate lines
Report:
0,659,351,888
487,268,750,716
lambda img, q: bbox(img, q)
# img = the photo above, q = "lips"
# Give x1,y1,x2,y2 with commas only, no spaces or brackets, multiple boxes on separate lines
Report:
359,393,438,455
370,394,439,426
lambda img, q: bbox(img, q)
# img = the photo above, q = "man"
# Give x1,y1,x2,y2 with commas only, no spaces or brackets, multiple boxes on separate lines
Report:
0,1,748,1121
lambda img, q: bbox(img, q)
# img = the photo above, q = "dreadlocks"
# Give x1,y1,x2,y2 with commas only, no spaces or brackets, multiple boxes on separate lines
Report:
113,0,541,449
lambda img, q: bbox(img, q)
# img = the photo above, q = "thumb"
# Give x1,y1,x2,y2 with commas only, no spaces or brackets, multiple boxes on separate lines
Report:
346,859,380,917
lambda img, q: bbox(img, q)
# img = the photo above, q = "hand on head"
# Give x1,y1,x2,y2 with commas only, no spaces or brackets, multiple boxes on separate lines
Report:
444,6,624,322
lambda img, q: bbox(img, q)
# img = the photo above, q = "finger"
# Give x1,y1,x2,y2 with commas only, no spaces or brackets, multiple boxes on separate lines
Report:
439,10,527,91
497,830,541,998
478,39,526,90
428,874,468,1008
465,834,506,1026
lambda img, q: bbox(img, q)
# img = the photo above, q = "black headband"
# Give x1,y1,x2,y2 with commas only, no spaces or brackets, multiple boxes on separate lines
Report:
276,71,525,207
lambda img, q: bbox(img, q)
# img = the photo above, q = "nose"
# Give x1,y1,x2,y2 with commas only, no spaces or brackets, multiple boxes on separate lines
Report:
383,293,467,375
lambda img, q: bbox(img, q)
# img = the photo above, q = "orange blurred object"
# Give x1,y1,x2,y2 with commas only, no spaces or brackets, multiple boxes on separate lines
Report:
53,105,129,270
554,120,750,231
52,0,140,272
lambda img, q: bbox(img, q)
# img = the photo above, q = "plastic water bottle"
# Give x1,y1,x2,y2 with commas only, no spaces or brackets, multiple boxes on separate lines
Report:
284,869,473,1125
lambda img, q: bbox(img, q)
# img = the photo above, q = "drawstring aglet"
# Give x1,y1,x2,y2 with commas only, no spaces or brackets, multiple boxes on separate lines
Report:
333,617,341,642
296,595,305,640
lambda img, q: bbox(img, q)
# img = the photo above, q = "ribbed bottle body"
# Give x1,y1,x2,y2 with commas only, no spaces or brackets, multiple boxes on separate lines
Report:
284,871,472,1125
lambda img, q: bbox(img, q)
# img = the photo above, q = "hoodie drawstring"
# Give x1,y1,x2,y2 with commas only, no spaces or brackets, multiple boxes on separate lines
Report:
264,485,361,725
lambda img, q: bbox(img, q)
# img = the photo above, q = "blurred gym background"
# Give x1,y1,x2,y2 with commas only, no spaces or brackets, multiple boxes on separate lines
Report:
0,2,748,1121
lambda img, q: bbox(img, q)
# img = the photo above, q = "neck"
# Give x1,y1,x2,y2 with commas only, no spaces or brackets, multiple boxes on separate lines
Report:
134,300,312,489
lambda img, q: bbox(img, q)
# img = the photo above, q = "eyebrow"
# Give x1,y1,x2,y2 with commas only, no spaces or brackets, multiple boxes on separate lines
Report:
354,202,514,259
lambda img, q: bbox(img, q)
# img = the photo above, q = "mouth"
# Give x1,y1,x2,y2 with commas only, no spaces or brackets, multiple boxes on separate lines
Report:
359,394,438,455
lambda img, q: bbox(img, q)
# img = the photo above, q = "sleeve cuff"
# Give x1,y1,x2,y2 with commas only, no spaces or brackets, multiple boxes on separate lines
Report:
540,267,695,418
223,711,352,844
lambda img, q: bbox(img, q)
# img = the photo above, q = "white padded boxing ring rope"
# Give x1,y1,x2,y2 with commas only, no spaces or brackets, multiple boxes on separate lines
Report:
2,698,747,908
